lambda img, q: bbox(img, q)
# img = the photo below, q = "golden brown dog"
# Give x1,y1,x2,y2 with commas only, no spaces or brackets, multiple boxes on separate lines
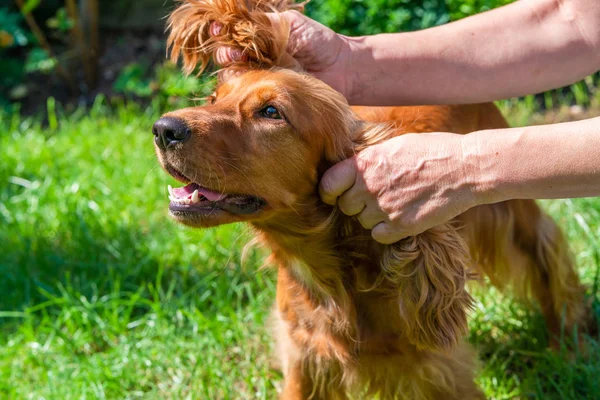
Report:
153,1,592,398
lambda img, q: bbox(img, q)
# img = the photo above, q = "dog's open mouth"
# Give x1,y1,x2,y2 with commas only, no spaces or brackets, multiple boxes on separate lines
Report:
167,182,266,215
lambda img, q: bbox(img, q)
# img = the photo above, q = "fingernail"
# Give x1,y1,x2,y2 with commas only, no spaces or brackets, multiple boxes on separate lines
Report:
209,22,222,36
215,47,230,65
228,48,242,60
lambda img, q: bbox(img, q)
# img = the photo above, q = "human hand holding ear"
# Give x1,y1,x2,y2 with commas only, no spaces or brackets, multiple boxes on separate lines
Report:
319,132,481,244
210,11,353,98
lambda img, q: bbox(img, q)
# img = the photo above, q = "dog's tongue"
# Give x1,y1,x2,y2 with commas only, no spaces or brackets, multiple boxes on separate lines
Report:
172,183,226,201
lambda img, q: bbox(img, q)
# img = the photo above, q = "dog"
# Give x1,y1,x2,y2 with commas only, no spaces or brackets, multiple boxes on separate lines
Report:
154,1,591,398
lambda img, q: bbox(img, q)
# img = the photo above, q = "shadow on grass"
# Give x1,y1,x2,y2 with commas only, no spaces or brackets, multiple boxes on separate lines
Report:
470,289,600,399
0,215,269,329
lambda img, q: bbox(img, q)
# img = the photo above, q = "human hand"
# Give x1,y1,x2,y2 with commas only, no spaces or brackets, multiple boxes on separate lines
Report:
319,133,481,244
210,11,353,98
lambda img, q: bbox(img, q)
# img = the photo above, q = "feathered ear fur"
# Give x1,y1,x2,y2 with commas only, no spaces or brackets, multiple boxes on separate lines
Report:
381,225,475,351
167,0,303,75
341,123,475,352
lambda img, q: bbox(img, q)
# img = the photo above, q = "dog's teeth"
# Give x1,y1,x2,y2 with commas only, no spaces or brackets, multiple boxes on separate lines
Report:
168,190,200,206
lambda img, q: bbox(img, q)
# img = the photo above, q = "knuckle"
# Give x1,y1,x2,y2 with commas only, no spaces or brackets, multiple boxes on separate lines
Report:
357,214,370,229
319,176,335,196
340,193,365,216
229,48,242,60
338,199,353,215
209,21,222,37
287,10,303,19
214,48,230,66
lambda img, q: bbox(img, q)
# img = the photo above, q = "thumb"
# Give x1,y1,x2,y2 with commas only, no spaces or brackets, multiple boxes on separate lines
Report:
371,222,409,245
319,158,358,205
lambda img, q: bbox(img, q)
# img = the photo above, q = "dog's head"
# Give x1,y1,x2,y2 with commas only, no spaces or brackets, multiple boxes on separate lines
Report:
153,69,358,228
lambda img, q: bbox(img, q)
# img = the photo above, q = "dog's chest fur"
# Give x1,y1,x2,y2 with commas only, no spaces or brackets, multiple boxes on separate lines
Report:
255,213,411,361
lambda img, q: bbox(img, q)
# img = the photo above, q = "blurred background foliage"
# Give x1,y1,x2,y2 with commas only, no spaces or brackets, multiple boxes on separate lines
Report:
307,0,513,34
0,0,207,114
0,0,598,117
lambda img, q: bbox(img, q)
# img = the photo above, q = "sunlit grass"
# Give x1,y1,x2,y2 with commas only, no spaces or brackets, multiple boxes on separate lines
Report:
1,99,599,399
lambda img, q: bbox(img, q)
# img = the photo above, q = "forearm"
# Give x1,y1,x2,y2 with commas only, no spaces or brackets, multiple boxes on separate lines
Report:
463,117,600,204
345,0,600,105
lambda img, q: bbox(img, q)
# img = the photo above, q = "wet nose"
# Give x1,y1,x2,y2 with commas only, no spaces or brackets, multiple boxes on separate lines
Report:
152,117,191,149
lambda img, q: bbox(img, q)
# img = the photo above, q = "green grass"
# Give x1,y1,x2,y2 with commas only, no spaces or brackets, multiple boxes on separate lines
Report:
1,98,599,399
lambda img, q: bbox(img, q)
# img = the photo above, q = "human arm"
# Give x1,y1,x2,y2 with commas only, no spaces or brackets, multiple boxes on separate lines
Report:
213,0,600,106
320,117,600,244
468,117,600,201
344,0,600,105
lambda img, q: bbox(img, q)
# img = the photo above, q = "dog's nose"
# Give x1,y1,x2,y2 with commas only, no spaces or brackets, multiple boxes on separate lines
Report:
152,117,191,149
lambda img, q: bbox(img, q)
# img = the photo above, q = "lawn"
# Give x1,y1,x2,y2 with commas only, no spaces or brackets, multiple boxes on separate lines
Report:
1,98,599,399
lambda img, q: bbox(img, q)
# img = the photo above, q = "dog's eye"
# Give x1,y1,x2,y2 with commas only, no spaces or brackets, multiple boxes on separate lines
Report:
207,94,216,105
259,105,283,120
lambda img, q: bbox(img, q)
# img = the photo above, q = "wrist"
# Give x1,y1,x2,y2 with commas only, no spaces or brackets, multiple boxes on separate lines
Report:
339,35,370,104
340,32,423,105
459,131,506,207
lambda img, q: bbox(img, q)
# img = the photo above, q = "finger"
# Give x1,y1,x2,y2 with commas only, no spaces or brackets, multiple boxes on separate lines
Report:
214,47,247,66
264,12,281,26
264,11,289,30
209,21,222,37
337,186,366,216
279,52,304,71
356,206,385,230
319,158,357,206
371,222,409,245
217,68,246,83
265,11,301,53
264,12,304,71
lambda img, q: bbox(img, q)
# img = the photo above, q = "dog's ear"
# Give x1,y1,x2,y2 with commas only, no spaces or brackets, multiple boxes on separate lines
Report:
381,224,475,352
167,0,303,75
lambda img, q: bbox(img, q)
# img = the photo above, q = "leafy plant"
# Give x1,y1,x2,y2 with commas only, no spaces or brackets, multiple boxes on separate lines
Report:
0,8,30,48
46,7,73,32
0,8,31,93
304,0,515,36
446,0,514,20
306,0,449,35
24,47,57,73
113,63,153,98
0,5,64,106
1,1,100,109
113,61,214,111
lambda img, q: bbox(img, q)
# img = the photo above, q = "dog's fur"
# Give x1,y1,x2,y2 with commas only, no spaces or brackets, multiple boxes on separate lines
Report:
158,1,592,398
168,0,303,74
